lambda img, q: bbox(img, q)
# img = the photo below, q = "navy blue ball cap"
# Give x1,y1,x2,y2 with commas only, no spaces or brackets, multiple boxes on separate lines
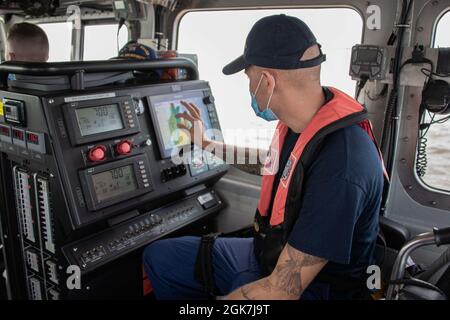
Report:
223,14,326,75
118,41,159,60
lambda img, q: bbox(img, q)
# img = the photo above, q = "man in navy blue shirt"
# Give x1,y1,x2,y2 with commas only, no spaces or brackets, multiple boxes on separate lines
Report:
143,14,384,300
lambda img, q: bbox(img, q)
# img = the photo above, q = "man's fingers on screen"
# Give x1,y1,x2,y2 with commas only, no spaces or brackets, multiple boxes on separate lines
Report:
181,100,201,119
176,123,190,131
188,102,201,118
176,112,195,123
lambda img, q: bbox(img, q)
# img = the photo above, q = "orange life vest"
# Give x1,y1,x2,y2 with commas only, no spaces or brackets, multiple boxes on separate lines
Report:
253,87,387,276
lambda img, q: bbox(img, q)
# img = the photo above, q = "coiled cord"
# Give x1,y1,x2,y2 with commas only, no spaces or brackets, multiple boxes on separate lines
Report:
416,135,428,177
415,110,435,178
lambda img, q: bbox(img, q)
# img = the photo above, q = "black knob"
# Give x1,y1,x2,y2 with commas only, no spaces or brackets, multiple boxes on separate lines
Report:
203,95,215,105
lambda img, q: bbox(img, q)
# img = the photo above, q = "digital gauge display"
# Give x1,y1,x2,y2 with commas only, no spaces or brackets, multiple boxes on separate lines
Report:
149,91,215,159
356,49,379,62
76,104,124,136
92,165,138,202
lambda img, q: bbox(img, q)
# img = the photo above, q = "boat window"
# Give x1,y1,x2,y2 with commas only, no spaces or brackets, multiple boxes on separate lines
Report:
83,24,129,61
178,8,363,149
417,11,450,191
39,22,73,62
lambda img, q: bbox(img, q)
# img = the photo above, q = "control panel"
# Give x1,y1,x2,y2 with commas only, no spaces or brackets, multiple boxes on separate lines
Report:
0,80,227,229
0,123,47,161
0,78,228,300
63,189,223,273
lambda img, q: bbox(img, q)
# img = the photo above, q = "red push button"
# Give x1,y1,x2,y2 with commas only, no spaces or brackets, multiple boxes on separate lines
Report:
88,145,106,162
116,140,132,155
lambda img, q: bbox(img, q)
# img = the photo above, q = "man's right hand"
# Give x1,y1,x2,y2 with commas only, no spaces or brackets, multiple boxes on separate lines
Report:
176,101,209,149
176,101,265,175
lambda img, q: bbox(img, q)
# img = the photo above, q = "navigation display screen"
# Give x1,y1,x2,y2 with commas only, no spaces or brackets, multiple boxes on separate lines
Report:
92,165,138,202
149,92,214,158
356,49,379,62
76,104,124,136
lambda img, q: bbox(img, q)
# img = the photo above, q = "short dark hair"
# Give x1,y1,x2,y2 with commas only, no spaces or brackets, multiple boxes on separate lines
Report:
7,23,49,59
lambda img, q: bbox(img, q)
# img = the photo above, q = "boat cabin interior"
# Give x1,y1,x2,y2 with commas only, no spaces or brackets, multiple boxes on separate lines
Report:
0,0,449,301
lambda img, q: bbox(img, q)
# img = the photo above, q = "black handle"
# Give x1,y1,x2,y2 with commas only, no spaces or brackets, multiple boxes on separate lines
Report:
0,58,199,80
433,227,450,246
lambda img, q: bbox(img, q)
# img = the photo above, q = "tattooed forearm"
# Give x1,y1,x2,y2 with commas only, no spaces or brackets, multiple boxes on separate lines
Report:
273,245,326,297
223,245,326,300
240,286,253,300
260,278,273,290
236,278,273,300
284,247,326,294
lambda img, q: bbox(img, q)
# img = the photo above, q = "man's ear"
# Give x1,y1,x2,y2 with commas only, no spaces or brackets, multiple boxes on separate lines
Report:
7,52,15,61
261,70,276,92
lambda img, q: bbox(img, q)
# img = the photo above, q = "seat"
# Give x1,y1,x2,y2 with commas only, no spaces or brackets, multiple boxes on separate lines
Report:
379,216,411,251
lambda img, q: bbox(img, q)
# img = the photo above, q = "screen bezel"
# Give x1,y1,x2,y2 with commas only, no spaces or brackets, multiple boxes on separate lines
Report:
79,154,152,211
147,90,214,159
63,96,140,146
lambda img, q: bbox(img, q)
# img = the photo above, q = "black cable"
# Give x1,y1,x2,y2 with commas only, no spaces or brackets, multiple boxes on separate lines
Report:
421,68,450,78
356,75,369,100
416,107,433,177
433,115,450,123
399,58,433,74
416,136,428,177
420,113,434,137
415,62,450,178
415,61,434,178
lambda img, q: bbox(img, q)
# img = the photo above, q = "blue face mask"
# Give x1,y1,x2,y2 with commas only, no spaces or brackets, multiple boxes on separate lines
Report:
251,74,278,121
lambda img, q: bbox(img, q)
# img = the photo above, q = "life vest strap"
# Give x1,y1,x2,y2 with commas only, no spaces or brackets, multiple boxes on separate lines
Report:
193,232,222,297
